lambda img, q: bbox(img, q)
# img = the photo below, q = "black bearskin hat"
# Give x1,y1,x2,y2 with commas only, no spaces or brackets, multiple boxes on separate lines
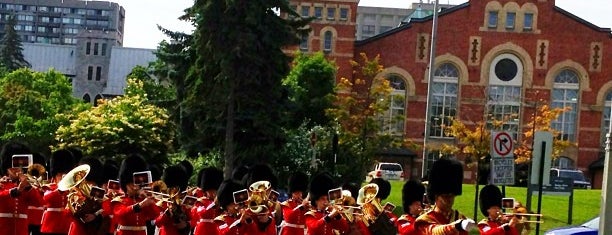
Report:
288,171,309,194
79,157,104,186
50,149,74,177
231,165,249,183
479,184,502,217
309,172,335,207
179,160,193,179
149,164,162,181
32,152,46,167
0,141,31,174
402,180,425,214
103,161,119,181
199,167,224,191
245,164,278,189
163,165,188,191
342,182,359,201
216,180,244,211
427,158,463,202
369,178,391,200
67,147,83,164
118,154,148,191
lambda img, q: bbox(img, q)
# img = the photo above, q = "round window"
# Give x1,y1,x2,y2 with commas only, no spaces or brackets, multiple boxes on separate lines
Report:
494,58,518,81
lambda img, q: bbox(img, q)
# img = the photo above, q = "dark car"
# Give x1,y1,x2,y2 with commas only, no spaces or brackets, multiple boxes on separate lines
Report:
544,216,599,235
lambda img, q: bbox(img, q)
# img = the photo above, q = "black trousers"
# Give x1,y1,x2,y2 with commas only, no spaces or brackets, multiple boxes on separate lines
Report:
29,225,41,235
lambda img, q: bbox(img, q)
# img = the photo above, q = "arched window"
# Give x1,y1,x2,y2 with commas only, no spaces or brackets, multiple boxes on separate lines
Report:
552,69,579,141
488,54,523,140
380,74,406,135
602,91,612,147
430,63,458,137
83,94,91,103
94,94,103,106
323,31,332,52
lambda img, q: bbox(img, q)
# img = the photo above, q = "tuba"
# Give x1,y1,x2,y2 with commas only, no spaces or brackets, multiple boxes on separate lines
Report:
357,183,383,226
247,181,272,214
26,163,49,189
58,164,102,224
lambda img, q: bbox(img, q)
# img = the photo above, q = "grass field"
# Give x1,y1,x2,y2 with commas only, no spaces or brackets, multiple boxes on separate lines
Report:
381,181,600,234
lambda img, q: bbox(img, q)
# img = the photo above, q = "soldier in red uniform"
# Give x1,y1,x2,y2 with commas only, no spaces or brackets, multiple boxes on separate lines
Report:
27,153,47,235
213,180,245,235
279,171,309,235
41,149,74,235
397,180,425,235
0,141,44,235
101,160,120,235
414,158,476,235
367,178,398,235
304,172,348,235
113,154,160,235
193,167,223,235
155,165,191,235
67,157,107,235
477,185,519,235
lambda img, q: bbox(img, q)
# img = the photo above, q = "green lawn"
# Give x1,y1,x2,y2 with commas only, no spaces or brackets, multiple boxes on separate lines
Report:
380,181,600,234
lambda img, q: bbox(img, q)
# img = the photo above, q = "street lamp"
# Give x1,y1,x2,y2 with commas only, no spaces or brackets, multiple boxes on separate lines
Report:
421,0,440,179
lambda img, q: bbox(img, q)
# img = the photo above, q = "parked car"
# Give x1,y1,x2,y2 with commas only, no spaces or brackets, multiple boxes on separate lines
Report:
549,168,591,189
365,162,405,181
544,216,599,235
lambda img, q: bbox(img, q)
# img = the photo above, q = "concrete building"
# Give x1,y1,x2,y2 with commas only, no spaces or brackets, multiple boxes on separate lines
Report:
0,0,124,45
288,0,612,188
22,31,156,105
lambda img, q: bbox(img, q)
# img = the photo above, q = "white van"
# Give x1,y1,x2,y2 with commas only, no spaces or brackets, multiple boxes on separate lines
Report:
366,162,405,181
549,168,591,189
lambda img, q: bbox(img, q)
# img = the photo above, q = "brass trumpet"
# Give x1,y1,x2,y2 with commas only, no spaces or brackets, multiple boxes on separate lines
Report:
497,211,544,223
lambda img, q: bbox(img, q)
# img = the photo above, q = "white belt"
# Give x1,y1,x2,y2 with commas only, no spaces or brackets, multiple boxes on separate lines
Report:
117,225,147,231
46,208,63,212
109,215,114,219
199,219,214,223
0,213,28,219
281,221,305,229
28,206,45,210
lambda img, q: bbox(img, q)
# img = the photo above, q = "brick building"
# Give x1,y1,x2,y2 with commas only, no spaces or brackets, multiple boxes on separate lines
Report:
288,0,611,188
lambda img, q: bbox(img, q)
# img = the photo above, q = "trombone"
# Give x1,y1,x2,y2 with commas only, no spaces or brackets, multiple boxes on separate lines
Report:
497,211,544,223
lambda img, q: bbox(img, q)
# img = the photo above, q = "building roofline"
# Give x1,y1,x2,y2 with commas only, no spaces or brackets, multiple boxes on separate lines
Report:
553,6,611,33
355,2,470,46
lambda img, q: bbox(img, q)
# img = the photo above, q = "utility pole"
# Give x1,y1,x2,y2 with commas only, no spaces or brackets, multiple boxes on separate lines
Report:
600,107,612,233
421,0,439,178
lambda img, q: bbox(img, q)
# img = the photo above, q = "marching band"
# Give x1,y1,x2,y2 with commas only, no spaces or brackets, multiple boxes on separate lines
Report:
0,142,542,235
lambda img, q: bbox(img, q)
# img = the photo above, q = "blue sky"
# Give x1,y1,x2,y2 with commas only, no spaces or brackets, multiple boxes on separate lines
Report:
113,0,611,49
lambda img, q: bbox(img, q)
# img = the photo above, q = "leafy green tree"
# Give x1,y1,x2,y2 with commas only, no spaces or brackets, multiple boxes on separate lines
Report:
0,15,30,71
183,0,310,177
325,53,407,183
283,52,336,128
127,65,176,103
0,69,86,153
55,79,174,164
151,26,196,155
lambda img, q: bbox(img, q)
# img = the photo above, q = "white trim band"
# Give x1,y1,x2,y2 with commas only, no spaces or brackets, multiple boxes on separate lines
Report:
117,225,147,231
0,213,27,219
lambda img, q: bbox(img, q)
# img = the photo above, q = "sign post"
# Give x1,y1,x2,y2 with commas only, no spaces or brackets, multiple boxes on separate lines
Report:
490,131,515,186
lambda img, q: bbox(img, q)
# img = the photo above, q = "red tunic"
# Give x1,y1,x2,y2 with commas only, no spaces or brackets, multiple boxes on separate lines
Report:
397,214,417,235
40,187,71,234
414,209,468,235
26,188,45,226
279,199,306,235
113,197,161,235
304,210,349,235
193,199,219,235
0,184,44,235
214,214,241,235
155,205,191,235
478,219,519,235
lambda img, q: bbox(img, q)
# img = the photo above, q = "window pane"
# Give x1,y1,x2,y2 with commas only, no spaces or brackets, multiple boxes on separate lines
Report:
488,11,498,27
524,13,533,30
323,31,332,51
301,6,310,17
506,12,515,29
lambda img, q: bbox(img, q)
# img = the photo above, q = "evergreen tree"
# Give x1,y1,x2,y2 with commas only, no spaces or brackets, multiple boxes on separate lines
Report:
0,15,30,71
184,0,310,177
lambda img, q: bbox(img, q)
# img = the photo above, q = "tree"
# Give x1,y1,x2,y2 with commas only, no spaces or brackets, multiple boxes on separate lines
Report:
283,52,336,128
55,79,174,165
0,69,87,154
183,0,311,177
127,65,176,103
325,53,409,183
0,15,30,71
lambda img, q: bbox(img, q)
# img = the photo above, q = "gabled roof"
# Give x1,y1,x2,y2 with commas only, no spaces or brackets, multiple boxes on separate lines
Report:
355,2,470,46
